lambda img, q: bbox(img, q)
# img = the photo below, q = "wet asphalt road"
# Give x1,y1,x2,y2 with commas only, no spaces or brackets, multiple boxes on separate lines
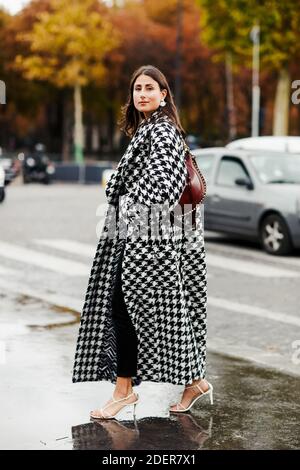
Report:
1,291,299,450
0,182,299,450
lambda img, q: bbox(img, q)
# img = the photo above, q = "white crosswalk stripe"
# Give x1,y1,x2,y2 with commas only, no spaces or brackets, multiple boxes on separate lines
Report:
0,241,90,276
206,252,299,278
33,239,95,258
0,238,298,279
205,235,300,269
32,238,214,278
209,296,300,327
34,238,300,278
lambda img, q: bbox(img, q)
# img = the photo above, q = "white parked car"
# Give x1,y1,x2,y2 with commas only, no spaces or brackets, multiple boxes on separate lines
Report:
193,147,300,255
226,136,300,153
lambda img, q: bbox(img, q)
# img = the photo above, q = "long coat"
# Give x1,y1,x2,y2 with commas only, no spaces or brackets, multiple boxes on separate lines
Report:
72,108,208,387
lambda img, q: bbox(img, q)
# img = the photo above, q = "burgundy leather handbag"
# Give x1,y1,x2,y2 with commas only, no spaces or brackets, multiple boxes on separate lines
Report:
178,140,207,225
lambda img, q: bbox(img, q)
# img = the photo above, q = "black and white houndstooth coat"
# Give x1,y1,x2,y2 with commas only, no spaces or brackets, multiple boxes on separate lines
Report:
72,108,208,387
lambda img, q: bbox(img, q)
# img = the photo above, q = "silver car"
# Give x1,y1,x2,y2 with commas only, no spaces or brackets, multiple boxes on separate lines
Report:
193,147,300,255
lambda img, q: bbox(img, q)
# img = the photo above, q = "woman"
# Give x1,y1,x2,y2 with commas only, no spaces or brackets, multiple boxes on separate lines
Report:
72,65,213,420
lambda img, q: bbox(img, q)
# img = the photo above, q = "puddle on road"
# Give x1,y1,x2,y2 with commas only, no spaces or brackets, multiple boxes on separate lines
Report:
29,304,80,330
1,288,299,450
68,354,300,451
0,291,80,336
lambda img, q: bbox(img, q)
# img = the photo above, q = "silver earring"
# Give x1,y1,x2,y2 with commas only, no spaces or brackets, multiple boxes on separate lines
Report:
160,98,166,107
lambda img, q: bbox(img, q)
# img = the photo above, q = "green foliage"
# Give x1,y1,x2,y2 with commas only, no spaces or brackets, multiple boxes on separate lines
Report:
197,0,300,70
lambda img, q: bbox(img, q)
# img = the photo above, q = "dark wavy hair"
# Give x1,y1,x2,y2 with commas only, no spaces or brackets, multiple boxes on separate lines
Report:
118,65,186,139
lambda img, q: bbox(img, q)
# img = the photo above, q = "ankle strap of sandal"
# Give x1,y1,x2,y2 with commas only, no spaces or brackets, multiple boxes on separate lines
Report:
112,391,135,403
186,383,205,393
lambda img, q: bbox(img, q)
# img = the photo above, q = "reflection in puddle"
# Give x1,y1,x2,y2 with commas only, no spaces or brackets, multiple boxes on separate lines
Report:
71,415,213,450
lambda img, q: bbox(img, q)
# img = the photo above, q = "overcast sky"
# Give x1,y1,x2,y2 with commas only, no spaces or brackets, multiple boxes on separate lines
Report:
0,0,29,14
0,0,118,15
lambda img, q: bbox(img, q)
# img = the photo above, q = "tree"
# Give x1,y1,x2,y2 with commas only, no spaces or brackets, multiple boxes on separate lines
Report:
101,0,227,143
197,0,300,135
0,8,9,105
15,0,119,162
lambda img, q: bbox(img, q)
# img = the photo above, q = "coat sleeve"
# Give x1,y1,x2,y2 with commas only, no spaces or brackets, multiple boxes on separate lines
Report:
122,119,187,217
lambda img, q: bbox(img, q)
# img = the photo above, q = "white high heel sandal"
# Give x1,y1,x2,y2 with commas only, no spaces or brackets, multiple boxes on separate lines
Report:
90,391,139,420
170,382,213,413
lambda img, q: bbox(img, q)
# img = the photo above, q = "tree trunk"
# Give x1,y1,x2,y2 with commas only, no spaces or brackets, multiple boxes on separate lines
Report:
62,90,71,162
273,67,290,136
74,83,84,163
107,105,115,154
225,52,237,141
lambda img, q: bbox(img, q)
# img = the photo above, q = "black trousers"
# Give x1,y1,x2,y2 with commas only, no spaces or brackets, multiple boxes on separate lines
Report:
111,244,138,377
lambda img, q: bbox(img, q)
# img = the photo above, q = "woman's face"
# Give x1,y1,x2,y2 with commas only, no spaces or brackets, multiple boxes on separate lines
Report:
133,74,167,118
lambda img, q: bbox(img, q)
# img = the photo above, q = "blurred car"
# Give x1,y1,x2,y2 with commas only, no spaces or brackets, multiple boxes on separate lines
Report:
226,136,300,153
21,143,55,184
0,153,20,185
193,147,300,255
186,134,201,150
0,163,5,202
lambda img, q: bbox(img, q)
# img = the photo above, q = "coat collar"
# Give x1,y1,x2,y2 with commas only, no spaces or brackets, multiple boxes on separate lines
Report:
139,107,164,126
133,107,166,141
